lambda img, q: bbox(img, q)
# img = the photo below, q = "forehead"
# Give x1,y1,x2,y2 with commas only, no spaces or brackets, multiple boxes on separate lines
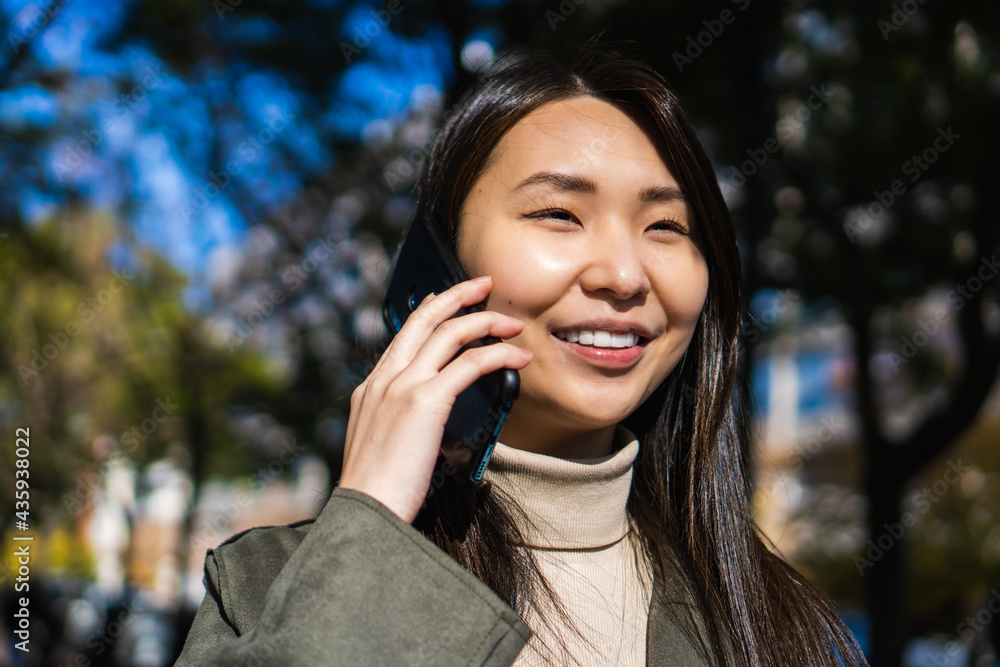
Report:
490,96,679,187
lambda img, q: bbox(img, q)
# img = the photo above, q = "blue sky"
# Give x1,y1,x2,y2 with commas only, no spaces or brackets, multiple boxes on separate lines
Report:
1,0,456,307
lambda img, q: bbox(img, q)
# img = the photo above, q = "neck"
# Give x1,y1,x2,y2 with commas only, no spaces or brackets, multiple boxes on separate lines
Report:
497,402,618,458
484,424,640,548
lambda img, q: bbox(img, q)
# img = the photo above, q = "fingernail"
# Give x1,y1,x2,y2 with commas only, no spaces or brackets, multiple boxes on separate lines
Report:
472,276,491,284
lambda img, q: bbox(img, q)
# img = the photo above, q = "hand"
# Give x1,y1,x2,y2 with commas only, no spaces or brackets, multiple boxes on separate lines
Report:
338,276,533,524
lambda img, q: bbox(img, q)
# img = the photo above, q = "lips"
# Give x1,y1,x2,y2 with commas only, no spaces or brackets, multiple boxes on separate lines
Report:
551,333,647,367
548,318,653,368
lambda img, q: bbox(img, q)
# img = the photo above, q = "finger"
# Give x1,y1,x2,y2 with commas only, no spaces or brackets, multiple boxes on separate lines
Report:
378,277,494,371
409,276,492,331
362,288,442,382
405,310,525,376
421,341,532,400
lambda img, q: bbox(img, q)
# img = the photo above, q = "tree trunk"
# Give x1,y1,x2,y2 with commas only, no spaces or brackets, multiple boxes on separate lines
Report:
863,467,906,667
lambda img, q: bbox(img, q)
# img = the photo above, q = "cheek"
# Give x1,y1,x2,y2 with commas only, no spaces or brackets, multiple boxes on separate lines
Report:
654,255,709,326
470,231,577,318
674,276,709,325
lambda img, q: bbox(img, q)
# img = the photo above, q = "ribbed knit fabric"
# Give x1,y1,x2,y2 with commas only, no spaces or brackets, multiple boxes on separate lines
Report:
482,425,654,666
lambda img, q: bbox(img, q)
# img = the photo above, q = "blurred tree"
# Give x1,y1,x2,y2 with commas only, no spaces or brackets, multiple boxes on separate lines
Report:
0,210,280,594
789,417,1000,638
905,419,1000,637
729,8,1000,665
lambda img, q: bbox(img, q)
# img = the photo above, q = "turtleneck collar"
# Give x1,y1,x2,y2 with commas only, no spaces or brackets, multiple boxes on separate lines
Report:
481,424,640,551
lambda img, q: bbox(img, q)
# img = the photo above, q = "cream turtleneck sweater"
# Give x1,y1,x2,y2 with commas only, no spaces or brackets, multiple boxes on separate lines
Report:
481,425,654,667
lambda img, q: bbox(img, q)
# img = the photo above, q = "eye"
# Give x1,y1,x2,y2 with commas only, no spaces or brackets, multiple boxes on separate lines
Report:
524,208,581,224
647,219,689,235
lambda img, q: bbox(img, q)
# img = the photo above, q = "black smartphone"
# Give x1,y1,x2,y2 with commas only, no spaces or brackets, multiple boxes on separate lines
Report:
382,215,520,484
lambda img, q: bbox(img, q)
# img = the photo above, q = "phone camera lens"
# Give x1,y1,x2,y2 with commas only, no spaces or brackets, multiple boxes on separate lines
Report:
407,284,420,312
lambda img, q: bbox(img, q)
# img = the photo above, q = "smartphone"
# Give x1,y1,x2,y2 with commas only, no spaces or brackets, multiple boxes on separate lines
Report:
382,215,520,484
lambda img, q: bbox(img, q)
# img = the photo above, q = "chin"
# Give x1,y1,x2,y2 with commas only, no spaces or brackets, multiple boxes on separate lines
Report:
551,399,639,430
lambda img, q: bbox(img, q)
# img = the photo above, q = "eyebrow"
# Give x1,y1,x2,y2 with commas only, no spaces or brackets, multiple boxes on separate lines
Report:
510,171,687,203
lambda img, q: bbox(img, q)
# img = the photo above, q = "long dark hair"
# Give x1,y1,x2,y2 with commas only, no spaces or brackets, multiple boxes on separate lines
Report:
409,45,866,666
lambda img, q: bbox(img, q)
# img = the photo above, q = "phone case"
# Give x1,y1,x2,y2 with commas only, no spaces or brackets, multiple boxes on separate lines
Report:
382,216,519,484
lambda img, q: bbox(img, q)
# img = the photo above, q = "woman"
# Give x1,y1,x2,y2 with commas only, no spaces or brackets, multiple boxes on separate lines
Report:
177,47,866,666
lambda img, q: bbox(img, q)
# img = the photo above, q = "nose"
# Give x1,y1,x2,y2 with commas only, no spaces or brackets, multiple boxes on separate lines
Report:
578,226,651,302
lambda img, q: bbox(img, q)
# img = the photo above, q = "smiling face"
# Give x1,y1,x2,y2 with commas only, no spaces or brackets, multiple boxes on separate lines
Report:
456,95,710,457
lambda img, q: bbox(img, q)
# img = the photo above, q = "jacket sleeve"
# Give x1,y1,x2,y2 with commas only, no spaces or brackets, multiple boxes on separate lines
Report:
174,486,532,667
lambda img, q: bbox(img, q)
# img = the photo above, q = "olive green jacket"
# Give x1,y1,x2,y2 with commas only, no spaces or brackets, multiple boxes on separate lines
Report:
175,487,716,666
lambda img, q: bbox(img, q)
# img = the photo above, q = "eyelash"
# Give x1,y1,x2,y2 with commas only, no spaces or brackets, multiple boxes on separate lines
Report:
524,208,689,236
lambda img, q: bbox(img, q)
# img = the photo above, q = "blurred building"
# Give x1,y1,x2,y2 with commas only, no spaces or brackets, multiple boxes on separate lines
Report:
750,286,1000,567
750,293,862,562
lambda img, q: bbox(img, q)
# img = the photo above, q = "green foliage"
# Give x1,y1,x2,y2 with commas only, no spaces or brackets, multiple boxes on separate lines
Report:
0,212,281,532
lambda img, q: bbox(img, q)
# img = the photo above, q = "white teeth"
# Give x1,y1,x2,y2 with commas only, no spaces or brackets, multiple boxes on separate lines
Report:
554,330,639,348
